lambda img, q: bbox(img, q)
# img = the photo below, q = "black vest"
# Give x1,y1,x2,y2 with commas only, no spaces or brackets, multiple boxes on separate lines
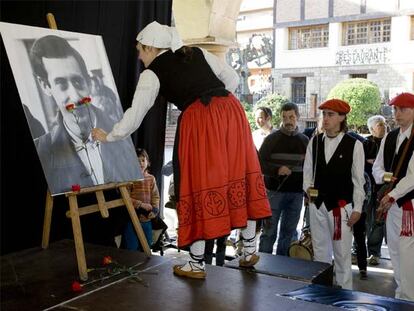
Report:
147,47,225,111
383,128,414,206
313,133,356,211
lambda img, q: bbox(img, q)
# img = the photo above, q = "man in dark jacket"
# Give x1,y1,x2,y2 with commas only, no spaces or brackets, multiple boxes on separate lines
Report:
259,103,309,255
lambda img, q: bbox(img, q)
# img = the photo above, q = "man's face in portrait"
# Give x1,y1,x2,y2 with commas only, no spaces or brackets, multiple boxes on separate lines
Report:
42,55,90,115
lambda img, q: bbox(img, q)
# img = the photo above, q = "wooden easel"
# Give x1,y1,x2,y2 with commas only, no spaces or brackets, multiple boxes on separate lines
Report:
41,13,151,281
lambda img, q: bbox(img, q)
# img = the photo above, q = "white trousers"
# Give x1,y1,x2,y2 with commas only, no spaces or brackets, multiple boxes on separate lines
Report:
386,203,414,301
309,203,353,290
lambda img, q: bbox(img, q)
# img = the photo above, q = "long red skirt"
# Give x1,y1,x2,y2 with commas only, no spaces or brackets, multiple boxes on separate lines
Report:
175,94,271,247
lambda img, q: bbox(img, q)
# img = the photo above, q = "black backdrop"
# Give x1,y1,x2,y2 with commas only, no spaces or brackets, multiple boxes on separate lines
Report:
0,0,172,254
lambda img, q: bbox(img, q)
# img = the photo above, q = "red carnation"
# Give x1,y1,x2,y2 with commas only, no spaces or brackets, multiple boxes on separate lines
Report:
71,184,81,192
65,103,76,112
79,97,91,105
102,256,113,265
71,281,83,292
338,200,347,207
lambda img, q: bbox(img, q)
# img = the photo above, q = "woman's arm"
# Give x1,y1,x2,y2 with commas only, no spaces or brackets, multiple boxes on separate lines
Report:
92,70,160,142
200,48,239,93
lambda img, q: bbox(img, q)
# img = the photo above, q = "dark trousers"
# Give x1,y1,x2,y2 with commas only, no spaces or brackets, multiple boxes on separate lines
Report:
205,236,228,266
367,198,386,257
353,212,367,271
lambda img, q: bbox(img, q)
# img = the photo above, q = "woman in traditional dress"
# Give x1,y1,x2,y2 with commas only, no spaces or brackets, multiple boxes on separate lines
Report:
92,21,271,279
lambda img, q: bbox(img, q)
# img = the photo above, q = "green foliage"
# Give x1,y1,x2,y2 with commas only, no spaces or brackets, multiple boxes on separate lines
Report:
327,78,381,129
240,101,257,130
254,93,289,128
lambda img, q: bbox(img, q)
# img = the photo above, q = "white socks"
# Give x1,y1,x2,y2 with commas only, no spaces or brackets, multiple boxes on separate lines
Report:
180,220,257,270
180,240,205,272
240,220,257,261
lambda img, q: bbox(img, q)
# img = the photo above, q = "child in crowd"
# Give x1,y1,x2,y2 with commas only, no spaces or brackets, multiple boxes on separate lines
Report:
123,148,160,251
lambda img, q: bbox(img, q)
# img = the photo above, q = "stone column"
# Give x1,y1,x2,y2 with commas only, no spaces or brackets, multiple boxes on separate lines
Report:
172,0,242,60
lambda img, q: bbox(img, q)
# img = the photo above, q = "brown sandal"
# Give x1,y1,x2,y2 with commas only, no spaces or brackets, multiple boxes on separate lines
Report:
173,262,206,279
239,253,260,268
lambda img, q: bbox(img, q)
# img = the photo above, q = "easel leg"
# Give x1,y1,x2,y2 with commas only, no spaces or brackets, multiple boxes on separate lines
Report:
68,194,88,281
119,186,152,257
42,190,54,249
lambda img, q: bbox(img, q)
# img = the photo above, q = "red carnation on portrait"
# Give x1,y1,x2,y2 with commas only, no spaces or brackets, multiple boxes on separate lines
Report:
71,184,81,192
65,103,76,112
79,97,92,105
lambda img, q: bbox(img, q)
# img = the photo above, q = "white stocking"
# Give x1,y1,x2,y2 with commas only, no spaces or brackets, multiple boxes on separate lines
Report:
180,240,205,272
240,220,257,261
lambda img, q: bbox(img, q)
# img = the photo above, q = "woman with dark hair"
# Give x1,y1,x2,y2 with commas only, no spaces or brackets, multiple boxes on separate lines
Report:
92,21,271,279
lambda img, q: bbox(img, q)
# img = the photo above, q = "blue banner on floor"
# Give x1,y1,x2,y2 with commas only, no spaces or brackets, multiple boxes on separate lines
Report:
281,284,414,310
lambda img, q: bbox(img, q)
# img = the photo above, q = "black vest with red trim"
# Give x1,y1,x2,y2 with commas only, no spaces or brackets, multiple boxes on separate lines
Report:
383,128,414,207
312,133,356,211
147,47,225,111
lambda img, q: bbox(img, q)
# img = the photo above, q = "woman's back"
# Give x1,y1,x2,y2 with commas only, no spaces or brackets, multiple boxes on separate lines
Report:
147,47,225,111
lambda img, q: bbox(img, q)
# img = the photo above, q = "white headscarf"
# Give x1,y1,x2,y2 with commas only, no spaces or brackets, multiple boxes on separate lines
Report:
136,21,183,52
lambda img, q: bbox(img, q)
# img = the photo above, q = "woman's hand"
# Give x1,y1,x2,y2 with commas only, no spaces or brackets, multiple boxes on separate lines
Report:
91,128,108,143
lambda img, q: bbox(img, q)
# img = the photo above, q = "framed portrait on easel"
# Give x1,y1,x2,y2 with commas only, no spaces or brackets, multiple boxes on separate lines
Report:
0,22,143,195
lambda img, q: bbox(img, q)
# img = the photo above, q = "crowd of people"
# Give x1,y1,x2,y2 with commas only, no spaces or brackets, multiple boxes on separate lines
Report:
252,95,413,300
87,21,413,301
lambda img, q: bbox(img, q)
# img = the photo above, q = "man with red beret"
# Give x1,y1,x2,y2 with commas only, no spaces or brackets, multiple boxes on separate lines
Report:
373,92,414,301
303,98,366,289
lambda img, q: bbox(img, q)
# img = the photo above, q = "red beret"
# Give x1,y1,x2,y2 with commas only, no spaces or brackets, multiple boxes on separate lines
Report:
389,93,414,108
319,99,351,114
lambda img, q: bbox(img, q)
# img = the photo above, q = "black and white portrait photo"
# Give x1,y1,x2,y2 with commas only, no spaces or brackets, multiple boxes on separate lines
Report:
0,22,142,195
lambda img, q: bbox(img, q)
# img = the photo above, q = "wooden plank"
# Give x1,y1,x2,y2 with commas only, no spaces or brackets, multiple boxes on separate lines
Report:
46,13,57,29
41,190,54,249
64,182,132,196
68,194,88,281
95,190,109,218
65,199,125,218
119,185,151,257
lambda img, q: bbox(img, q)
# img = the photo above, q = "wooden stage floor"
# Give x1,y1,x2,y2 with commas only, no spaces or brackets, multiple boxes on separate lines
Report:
1,240,343,311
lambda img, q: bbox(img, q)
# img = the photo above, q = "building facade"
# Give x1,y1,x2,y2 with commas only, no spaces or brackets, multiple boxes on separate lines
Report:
231,0,274,103
273,0,414,125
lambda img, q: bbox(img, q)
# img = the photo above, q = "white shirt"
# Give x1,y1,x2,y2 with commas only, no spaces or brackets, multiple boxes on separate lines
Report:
106,48,239,142
303,132,366,213
252,127,276,150
372,124,414,201
64,114,104,184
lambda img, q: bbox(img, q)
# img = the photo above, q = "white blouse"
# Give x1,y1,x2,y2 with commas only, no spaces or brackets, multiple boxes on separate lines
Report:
106,48,239,142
